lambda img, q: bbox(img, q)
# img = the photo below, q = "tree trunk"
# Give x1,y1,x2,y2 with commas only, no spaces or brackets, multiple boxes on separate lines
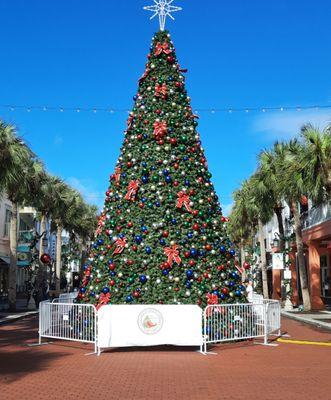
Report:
8,203,18,311
55,224,62,295
274,206,285,252
291,201,311,310
240,238,246,282
258,218,269,299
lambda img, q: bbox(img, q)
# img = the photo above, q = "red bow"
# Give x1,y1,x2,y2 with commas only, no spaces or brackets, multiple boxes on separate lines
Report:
139,67,150,83
125,180,139,201
113,237,127,255
127,114,135,129
206,293,221,317
155,83,167,99
176,191,193,213
111,167,121,186
96,292,111,311
153,121,167,141
154,42,172,56
95,213,106,236
164,244,181,266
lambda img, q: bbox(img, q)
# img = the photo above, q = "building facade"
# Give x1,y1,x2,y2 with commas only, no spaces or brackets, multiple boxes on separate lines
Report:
259,201,331,310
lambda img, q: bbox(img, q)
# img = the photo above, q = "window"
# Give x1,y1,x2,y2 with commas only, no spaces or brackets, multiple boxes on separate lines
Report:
4,209,11,237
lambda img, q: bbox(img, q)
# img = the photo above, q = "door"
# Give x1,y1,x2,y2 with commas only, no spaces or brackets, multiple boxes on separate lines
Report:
320,255,330,298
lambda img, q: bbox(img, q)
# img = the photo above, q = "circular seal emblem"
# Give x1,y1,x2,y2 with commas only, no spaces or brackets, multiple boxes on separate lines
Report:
137,308,163,335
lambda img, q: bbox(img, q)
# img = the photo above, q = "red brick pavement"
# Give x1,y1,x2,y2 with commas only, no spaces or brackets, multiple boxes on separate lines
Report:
0,316,330,400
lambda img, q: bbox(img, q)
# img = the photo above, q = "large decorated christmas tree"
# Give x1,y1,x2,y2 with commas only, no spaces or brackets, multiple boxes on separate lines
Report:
78,29,248,309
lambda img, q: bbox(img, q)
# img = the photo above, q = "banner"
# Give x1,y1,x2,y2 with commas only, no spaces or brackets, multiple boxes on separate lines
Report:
98,305,202,349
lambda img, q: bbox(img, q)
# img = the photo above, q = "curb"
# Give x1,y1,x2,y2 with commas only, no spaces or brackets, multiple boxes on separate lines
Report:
0,311,38,326
281,311,331,332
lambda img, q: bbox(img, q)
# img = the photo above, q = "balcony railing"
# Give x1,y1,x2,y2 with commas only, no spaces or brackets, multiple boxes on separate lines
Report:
302,203,331,230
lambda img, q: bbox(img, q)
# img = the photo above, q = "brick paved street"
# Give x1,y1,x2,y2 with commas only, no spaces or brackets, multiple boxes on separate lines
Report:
0,316,330,400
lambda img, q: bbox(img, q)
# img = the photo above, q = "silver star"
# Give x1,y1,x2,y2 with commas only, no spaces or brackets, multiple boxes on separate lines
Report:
144,0,182,31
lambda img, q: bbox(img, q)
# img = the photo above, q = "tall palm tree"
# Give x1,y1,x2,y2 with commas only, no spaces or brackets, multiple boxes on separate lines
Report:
258,146,286,251
300,124,331,202
276,140,312,310
0,121,36,311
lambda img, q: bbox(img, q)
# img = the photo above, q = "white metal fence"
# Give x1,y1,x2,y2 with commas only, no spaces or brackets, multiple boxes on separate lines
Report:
202,300,281,353
38,298,280,356
39,301,97,353
52,292,78,304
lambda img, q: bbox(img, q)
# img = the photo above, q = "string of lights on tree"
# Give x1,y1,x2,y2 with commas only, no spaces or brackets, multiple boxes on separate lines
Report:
1,104,330,115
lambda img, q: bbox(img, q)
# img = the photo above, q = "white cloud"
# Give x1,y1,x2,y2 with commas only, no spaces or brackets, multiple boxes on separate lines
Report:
67,177,104,210
253,109,331,139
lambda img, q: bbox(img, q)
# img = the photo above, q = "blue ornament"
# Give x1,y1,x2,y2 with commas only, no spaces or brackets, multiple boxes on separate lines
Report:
186,269,194,279
143,133,148,139
145,246,152,254
135,235,142,243
80,287,86,293
160,239,166,246
171,218,177,225
220,294,226,300
235,290,241,296
110,271,116,276
121,172,127,178
229,281,235,287
141,197,147,203
139,275,147,284
142,176,149,184
162,269,170,276
187,232,193,239
183,156,189,161
165,176,172,184
198,250,206,257
155,201,161,207
163,169,170,176
90,291,95,297
212,290,219,296
142,162,147,167
119,233,125,238
102,287,110,294
230,249,236,256
126,295,133,303
190,248,198,257
141,226,148,232
184,179,190,187
219,245,226,253
185,281,191,289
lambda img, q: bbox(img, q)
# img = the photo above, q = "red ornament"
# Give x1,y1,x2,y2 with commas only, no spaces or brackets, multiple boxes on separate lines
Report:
205,244,212,251
162,231,169,238
174,163,179,170
243,262,251,270
193,223,199,231
40,253,51,265
170,138,177,146
109,263,115,271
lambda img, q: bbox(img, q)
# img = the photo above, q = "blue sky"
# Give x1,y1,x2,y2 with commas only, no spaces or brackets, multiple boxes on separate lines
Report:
1,0,330,214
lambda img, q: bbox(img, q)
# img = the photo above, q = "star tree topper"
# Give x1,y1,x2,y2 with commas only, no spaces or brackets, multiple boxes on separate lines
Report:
144,0,182,31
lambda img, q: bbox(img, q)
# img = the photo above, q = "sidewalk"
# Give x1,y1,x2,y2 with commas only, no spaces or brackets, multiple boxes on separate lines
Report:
282,309,331,331
0,310,38,325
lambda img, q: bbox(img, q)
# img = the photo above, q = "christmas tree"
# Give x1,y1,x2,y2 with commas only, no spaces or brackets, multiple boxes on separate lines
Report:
78,30,247,309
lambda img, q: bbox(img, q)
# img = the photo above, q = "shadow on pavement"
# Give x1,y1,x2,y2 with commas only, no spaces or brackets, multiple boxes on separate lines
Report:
0,347,69,384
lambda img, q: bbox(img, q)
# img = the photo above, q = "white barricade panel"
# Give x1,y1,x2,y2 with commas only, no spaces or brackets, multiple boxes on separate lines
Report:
98,305,202,349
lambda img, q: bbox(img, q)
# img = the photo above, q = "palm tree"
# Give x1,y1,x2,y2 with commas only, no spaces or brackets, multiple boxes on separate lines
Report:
0,121,36,311
276,140,312,310
300,124,331,202
258,146,286,251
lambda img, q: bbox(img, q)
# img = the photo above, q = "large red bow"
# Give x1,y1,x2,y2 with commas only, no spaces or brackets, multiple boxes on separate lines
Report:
111,167,121,186
164,244,181,266
154,42,172,56
206,293,221,317
153,121,167,141
96,292,111,311
95,213,106,236
113,237,127,255
125,180,139,201
155,83,167,99
176,191,193,213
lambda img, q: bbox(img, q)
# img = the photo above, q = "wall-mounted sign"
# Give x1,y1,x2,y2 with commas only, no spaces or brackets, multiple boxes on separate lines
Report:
272,253,284,270
17,245,32,267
